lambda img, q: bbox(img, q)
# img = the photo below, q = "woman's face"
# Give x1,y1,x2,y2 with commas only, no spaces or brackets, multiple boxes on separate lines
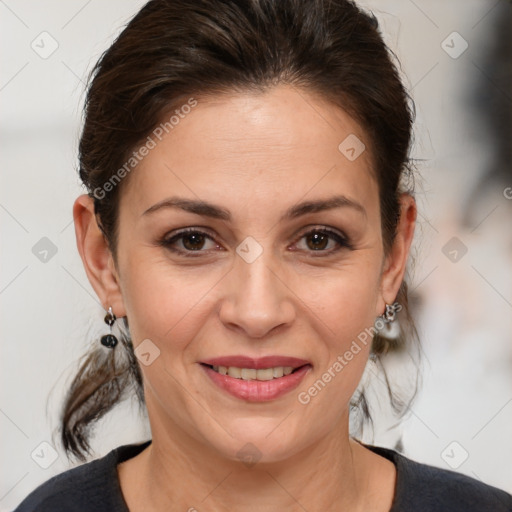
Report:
104,84,409,462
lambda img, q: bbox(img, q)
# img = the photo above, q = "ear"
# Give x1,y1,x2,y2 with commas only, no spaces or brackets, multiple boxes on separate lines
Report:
376,193,417,315
73,194,126,317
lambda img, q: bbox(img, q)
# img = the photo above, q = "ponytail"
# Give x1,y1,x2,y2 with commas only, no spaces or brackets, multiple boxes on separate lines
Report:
60,318,144,461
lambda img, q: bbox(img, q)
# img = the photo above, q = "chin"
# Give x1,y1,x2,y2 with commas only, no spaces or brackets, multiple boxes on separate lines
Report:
204,419,309,466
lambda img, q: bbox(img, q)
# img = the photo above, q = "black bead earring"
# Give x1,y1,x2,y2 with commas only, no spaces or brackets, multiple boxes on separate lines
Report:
100,306,118,349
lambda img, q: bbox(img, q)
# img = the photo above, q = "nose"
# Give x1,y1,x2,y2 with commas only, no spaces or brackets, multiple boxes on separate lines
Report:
218,250,295,339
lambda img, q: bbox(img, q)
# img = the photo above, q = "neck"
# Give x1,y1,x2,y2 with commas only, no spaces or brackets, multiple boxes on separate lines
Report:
133,398,375,511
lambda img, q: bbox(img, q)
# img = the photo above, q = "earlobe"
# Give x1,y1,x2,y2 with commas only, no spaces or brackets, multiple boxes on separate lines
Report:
73,194,126,317
377,193,417,315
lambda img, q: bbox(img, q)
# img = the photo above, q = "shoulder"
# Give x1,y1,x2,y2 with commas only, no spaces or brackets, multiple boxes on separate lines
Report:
365,443,512,512
13,441,151,512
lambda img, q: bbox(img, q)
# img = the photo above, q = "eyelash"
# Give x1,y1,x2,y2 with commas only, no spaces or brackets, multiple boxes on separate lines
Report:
159,226,352,258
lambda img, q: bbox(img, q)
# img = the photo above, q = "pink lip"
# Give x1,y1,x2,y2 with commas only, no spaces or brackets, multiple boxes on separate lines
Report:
200,355,311,369
200,363,312,402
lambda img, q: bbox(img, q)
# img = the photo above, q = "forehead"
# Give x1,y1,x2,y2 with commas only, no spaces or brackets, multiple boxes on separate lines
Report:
120,85,378,220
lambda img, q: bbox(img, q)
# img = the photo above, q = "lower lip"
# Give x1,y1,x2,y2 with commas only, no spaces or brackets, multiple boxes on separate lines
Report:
200,364,312,402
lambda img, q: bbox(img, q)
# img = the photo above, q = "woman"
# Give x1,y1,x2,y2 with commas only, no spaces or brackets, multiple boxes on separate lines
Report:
14,0,512,510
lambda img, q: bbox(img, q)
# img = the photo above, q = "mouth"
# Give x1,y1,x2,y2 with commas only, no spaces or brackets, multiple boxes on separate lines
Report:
198,356,312,402
200,363,311,381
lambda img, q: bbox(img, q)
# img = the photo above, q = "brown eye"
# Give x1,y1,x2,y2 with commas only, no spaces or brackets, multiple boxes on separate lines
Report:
161,228,219,256
160,226,351,258
305,231,330,251
295,228,351,254
181,232,207,251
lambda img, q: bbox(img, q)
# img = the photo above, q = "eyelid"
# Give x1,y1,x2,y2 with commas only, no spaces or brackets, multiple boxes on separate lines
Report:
294,224,347,240
292,225,352,252
161,227,221,255
160,225,351,256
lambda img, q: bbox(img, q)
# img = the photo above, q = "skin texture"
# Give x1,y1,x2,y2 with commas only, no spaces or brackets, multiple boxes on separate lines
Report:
74,84,416,511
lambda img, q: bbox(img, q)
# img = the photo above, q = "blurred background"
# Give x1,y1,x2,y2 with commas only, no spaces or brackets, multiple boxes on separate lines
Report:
1,0,511,509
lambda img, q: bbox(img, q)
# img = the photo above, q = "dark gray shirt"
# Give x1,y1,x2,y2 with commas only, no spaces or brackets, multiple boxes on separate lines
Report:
13,440,512,511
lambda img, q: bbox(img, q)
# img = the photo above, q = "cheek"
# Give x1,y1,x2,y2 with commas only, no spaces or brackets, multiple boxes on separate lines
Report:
293,271,379,425
121,245,381,351
119,253,223,353
300,258,380,391
303,258,381,339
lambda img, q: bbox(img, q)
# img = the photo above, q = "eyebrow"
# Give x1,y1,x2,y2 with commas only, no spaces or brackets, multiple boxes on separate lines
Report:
142,194,366,221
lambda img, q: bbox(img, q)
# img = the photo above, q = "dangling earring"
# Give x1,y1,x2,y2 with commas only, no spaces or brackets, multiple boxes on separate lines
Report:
383,303,397,322
377,302,400,339
100,306,118,348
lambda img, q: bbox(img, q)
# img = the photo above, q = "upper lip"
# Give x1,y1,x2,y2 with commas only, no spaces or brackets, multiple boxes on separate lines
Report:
200,355,311,369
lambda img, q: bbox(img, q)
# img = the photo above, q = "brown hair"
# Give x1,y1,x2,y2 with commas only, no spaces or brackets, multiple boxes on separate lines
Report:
60,0,421,462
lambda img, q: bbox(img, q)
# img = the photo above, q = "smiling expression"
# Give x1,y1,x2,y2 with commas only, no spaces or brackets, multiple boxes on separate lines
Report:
108,84,395,462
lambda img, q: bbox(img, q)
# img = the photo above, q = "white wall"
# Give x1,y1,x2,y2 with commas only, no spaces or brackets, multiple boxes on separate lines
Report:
1,1,511,510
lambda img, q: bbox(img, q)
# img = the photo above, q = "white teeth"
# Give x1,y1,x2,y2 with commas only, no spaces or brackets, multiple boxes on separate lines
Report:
254,368,274,381
211,365,298,380
227,367,241,378
241,368,257,380
273,367,284,378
